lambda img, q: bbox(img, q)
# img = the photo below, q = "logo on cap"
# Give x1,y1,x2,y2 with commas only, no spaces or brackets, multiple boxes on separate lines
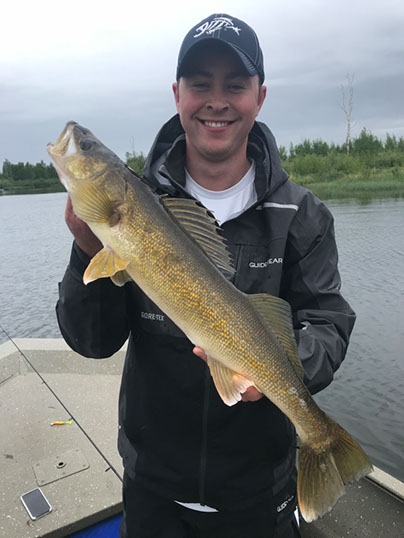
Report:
194,17,241,38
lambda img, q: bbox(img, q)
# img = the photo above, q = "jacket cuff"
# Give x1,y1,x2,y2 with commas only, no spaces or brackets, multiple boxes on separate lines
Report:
69,241,92,276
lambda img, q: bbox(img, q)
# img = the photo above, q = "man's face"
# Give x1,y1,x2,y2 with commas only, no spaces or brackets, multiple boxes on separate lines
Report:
173,44,266,166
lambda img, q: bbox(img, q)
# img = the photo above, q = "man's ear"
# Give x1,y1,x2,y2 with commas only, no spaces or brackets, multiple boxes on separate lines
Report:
256,84,267,116
172,82,180,110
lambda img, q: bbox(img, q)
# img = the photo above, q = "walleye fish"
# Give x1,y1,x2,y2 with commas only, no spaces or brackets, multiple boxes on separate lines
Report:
48,121,372,522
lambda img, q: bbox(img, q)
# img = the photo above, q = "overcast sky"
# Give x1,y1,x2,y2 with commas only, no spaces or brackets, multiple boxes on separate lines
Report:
1,0,403,165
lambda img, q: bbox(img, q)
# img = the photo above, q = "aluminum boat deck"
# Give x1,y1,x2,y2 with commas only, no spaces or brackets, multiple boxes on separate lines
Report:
1,339,402,537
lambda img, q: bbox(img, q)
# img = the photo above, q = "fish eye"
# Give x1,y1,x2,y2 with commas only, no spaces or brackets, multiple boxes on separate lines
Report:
80,138,94,151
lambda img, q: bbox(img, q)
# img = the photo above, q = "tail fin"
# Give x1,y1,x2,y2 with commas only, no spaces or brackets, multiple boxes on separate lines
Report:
297,417,373,522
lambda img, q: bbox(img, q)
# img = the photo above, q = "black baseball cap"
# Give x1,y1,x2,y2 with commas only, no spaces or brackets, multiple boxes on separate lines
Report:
176,14,265,84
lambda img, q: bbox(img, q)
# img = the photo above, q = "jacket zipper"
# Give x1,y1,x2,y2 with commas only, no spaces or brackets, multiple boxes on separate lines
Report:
199,365,211,505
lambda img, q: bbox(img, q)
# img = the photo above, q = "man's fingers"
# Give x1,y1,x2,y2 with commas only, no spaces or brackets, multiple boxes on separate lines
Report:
193,346,207,362
64,194,103,257
241,386,264,402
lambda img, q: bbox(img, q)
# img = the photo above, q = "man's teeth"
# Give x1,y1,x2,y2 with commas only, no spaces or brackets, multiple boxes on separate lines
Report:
204,121,229,127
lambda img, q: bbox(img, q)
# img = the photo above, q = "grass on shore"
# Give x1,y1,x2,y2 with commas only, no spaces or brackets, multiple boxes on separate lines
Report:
290,169,404,201
0,179,65,196
1,169,404,201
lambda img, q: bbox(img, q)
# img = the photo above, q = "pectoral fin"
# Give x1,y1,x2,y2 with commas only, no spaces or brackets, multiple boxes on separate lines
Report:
71,183,115,224
207,357,256,406
83,247,129,284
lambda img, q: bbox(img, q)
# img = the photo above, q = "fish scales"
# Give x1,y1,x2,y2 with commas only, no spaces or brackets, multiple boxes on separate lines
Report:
108,179,295,393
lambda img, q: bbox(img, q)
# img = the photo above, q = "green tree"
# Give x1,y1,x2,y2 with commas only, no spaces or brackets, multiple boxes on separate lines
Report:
13,162,27,181
34,160,49,179
384,133,397,151
24,162,35,181
293,139,313,157
352,128,383,155
311,139,330,156
278,145,288,162
1,159,12,178
125,151,147,176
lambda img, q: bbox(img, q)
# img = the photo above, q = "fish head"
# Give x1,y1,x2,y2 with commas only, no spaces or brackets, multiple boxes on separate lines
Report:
47,121,133,235
47,121,116,192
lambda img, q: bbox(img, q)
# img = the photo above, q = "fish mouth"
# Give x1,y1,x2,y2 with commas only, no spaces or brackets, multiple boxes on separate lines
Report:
47,121,79,158
47,121,111,190
47,121,81,191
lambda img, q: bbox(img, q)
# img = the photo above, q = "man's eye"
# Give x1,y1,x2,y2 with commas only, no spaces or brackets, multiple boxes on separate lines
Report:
192,82,209,90
229,84,245,91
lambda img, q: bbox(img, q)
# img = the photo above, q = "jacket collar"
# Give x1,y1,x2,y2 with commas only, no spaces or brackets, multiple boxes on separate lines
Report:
142,114,288,200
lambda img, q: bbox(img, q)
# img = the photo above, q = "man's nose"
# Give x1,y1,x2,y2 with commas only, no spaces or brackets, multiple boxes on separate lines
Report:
206,89,229,111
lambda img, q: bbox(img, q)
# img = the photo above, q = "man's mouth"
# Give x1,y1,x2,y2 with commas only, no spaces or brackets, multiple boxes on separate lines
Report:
202,121,232,128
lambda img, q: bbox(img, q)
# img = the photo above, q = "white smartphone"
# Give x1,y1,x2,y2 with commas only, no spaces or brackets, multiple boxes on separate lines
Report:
20,487,52,520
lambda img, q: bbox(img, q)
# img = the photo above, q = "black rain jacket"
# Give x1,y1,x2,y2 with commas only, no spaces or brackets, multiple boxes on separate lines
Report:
56,115,356,513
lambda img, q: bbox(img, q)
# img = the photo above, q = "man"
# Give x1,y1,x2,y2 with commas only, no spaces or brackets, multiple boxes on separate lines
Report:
57,13,356,538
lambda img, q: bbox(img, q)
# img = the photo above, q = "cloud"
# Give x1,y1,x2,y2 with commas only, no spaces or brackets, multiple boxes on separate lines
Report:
1,0,404,164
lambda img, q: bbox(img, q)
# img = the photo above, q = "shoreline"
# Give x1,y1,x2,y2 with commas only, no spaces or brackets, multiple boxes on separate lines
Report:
1,182,403,200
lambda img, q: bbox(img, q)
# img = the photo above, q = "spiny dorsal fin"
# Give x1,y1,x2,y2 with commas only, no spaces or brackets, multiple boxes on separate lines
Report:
207,357,256,406
160,196,235,279
248,294,304,380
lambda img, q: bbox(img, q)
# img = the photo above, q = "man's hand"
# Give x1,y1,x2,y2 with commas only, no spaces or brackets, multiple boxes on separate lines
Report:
65,195,103,258
193,346,263,402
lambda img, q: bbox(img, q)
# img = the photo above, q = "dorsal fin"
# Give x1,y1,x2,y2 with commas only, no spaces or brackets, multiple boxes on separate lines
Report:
160,196,235,279
248,294,304,380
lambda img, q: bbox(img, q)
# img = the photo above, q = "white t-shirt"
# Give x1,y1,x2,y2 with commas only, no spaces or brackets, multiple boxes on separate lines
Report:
184,162,257,224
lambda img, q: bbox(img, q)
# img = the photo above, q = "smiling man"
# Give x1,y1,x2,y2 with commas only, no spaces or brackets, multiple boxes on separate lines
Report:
173,39,266,185
57,13,356,538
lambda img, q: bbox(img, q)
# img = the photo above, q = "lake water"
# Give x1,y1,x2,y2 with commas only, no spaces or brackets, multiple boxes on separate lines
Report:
0,193,403,482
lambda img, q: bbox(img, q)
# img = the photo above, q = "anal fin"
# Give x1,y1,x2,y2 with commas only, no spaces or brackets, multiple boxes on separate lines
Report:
207,357,256,406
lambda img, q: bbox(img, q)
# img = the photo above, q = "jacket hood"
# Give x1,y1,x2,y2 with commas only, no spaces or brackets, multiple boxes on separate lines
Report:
142,114,289,199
